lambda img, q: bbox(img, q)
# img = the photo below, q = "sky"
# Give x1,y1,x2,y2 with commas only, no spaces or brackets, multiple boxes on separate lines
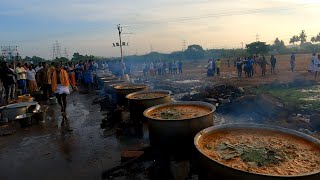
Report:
1,0,320,59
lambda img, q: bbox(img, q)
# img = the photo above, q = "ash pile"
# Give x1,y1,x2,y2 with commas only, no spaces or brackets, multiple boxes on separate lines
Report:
179,84,244,106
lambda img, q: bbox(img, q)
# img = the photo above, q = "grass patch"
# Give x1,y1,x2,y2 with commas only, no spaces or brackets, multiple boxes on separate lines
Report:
254,86,320,111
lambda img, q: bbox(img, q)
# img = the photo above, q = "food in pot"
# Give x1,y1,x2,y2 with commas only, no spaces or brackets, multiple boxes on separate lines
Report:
148,105,211,120
130,92,168,99
200,129,320,176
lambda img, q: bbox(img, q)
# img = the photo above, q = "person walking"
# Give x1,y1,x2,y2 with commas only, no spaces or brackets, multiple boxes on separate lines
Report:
51,63,71,113
15,63,27,95
270,55,277,74
178,60,183,74
216,59,221,76
290,52,296,72
26,64,38,93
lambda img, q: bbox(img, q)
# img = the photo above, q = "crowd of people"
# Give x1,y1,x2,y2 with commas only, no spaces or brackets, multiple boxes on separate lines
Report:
142,60,183,76
0,59,106,114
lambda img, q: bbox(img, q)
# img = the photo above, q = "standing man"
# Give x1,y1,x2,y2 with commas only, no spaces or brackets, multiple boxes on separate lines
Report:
15,63,27,95
178,60,183,74
216,59,221,76
290,52,296,72
37,62,52,100
270,55,277,74
2,62,15,104
142,62,147,76
260,55,269,77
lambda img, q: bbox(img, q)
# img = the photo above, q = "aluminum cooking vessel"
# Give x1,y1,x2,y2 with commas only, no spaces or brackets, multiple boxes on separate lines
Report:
126,90,172,120
113,84,149,106
194,124,320,180
0,102,38,121
144,101,215,157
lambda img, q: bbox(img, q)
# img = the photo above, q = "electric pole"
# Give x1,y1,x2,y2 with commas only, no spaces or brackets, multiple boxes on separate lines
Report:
241,42,244,49
117,24,124,77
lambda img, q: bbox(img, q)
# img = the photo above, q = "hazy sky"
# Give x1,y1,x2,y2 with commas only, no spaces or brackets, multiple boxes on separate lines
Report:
1,0,320,59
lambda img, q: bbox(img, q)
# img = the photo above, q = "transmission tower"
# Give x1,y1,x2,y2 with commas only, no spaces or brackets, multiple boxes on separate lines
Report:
182,40,186,51
55,40,61,58
52,43,56,60
1,46,19,61
256,34,260,42
64,48,69,59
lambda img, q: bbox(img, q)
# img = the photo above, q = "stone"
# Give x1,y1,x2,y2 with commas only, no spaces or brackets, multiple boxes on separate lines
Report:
120,150,144,162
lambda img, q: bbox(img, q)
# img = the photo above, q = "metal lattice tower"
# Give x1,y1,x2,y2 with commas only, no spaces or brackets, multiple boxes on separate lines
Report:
1,46,19,61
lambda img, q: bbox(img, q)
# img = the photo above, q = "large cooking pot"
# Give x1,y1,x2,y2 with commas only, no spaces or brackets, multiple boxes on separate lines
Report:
0,102,38,121
104,80,126,93
16,113,33,128
126,90,171,120
144,101,215,157
113,84,149,106
194,124,320,180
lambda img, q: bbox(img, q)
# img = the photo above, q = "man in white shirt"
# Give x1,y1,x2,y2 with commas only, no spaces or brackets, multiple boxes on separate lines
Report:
35,62,43,72
15,63,27,94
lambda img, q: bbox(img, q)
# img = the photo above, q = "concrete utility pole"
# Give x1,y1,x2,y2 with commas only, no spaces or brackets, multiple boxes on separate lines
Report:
117,24,125,77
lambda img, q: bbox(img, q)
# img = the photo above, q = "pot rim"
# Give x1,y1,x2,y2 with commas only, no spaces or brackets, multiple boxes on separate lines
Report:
126,90,172,100
113,84,149,90
194,123,320,178
143,101,216,121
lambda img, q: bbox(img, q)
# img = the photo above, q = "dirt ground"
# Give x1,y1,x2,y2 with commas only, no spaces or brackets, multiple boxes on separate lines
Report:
0,94,145,180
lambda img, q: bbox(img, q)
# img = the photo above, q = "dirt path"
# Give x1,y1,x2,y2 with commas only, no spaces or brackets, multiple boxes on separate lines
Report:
0,93,143,180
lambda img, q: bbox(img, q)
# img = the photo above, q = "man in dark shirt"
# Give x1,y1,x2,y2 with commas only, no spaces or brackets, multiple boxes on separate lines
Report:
37,62,52,100
270,55,277,74
1,62,15,103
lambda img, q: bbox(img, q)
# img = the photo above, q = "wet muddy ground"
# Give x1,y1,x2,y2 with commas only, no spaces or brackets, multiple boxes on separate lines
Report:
0,93,144,180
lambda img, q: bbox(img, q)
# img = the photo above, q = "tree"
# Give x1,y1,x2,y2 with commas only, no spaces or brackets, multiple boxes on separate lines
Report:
289,35,300,45
271,38,286,52
184,44,205,60
299,30,307,45
311,37,316,44
245,41,270,56
169,51,185,60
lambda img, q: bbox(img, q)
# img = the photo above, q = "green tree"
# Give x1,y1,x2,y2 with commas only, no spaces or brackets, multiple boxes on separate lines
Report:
299,30,307,44
271,38,286,52
184,44,205,60
311,37,316,44
169,51,185,60
245,41,270,56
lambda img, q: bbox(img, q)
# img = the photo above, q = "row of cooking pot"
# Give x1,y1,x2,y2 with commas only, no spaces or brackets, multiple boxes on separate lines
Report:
97,75,320,180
